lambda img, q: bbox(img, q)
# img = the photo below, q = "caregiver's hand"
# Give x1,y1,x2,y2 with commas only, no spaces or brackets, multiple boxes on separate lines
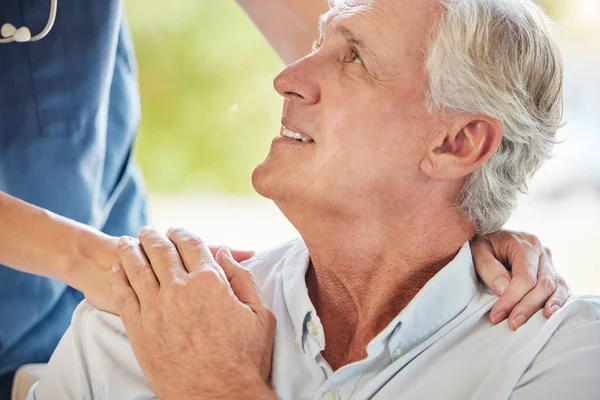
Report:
111,227,276,400
83,237,254,315
472,230,571,330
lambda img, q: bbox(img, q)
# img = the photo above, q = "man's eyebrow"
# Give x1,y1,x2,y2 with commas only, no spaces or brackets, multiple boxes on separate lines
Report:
318,14,327,37
337,25,363,47
318,15,367,49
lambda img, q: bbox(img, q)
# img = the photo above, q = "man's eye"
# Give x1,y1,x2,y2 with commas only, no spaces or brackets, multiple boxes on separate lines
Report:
350,50,363,65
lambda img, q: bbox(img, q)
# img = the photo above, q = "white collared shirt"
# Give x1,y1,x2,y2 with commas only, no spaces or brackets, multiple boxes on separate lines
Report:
30,239,600,400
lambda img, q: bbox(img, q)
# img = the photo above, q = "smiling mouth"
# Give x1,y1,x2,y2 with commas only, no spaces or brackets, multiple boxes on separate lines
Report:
280,128,314,143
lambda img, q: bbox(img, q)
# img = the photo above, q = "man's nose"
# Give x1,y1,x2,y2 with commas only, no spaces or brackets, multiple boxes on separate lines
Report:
273,58,321,105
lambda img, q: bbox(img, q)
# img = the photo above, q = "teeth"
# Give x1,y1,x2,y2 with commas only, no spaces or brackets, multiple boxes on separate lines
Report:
282,128,313,143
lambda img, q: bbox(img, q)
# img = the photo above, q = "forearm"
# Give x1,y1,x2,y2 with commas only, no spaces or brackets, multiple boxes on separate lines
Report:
236,0,328,64
0,191,118,288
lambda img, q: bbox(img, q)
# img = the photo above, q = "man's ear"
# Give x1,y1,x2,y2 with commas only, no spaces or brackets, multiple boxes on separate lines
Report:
419,116,503,180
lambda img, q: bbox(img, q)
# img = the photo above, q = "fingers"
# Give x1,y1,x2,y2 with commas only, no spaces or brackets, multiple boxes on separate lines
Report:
138,226,188,285
110,263,140,319
117,236,160,303
544,273,570,318
209,246,255,263
167,228,216,274
504,250,556,330
216,247,263,307
472,238,511,296
489,259,539,325
487,232,543,325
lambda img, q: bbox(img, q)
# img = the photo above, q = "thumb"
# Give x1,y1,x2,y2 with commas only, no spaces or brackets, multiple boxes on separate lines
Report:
216,247,263,307
209,246,255,263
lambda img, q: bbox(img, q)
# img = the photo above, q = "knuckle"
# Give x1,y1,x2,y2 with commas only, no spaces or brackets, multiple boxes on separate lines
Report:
164,279,187,300
512,232,533,247
148,241,174,256
537,274,557,294
554,274,570,295
509,231,525,241
197,269,222,286
524,233,542,248
554,273,567,286
132,261,152,280
521,274,538,291
182,235,205,249
118,236,135,252
138,226,152,239
243,267,256,280
168,227,187,240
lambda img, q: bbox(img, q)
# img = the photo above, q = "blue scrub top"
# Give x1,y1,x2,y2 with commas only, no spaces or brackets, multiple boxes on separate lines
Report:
0,0,147,394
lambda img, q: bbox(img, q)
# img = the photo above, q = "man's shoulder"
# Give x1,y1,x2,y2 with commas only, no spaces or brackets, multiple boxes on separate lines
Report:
240,238,305,278
551,294,600,332
505,294,600,399
32,300,153,400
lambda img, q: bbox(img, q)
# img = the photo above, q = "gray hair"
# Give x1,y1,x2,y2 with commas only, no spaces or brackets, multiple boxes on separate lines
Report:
425,0,564,234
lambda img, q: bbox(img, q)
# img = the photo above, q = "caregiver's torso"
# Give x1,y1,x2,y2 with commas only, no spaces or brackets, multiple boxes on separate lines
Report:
0,0,146,390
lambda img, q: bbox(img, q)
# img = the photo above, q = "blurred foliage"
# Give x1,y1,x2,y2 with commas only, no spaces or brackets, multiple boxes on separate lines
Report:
126,0,283,193
127,0,568,193
536,0,566,18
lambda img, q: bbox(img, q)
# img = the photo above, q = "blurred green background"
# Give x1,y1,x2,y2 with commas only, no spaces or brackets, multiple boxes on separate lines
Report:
125,0,563,194
126,0,283,193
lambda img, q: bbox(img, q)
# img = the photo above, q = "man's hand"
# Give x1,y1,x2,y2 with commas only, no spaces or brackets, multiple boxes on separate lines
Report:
110,227,276,400
83,237,254,315
472,230,571,330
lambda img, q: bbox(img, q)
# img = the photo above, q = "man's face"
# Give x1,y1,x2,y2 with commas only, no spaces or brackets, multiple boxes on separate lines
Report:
253,0,444,214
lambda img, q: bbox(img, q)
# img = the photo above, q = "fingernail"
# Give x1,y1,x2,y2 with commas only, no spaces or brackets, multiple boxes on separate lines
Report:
492,276,510,295
512,314,527,330
222,247,232,259
118,236,130,246
549,304,560,315
111,264,121,273
491,311,507,325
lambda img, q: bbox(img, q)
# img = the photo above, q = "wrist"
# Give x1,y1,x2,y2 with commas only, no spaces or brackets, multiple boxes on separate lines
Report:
164,372,274,400
64,227,119,290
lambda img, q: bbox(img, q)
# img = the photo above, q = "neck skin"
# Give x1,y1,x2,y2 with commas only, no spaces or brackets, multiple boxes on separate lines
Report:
276,184,475,370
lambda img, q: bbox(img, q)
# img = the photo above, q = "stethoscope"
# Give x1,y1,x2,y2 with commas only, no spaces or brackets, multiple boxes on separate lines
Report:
0,0,57,43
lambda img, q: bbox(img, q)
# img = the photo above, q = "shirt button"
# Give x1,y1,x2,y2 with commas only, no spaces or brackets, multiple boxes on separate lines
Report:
295,336,301,348
307,320,319,336
393,348,403,360
323,391,340,400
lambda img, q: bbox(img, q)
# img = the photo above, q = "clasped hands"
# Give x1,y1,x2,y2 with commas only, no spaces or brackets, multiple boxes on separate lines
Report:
106,226,569,399
111,227,276,399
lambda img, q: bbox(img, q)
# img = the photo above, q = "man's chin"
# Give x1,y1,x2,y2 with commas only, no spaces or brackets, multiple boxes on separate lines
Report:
251,162,278,201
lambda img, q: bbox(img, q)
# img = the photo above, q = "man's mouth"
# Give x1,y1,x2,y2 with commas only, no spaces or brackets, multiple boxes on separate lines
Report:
280,128,314,143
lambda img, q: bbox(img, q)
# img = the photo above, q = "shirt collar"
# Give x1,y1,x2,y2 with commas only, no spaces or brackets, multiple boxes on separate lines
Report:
280,239,478,360
280,238,323,352
372,242,478,359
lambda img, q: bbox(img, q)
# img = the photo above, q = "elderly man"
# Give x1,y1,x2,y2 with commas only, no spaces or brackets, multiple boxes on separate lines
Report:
30,0,599,399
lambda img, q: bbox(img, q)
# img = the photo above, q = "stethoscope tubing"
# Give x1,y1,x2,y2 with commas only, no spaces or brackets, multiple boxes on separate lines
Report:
0,0,57,44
